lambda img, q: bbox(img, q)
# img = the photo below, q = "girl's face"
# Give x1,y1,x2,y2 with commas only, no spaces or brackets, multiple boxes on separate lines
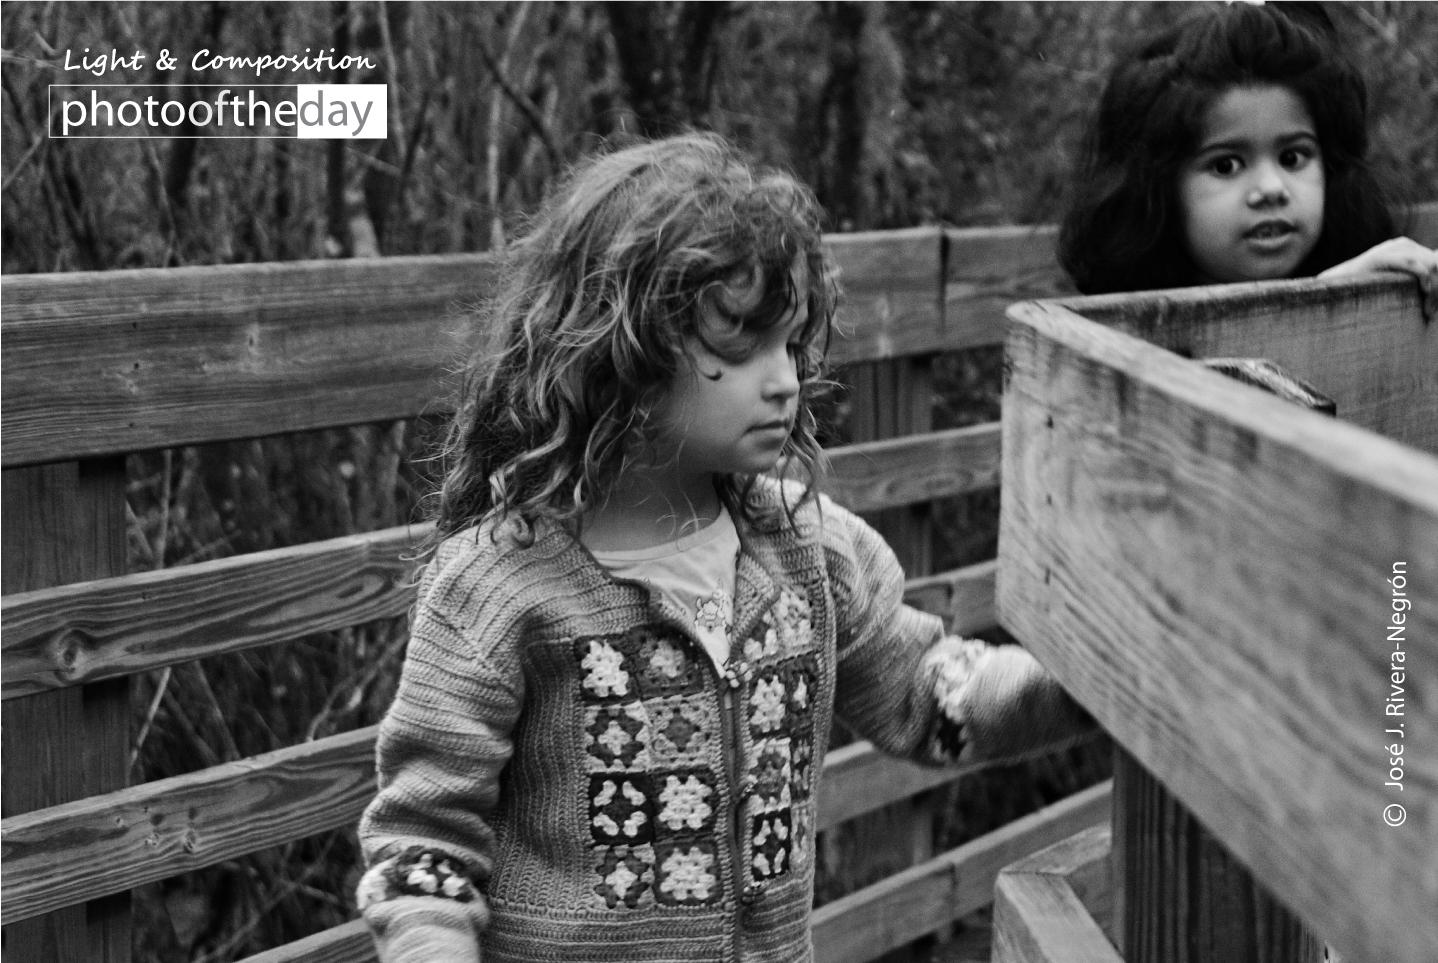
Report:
658,259,808,481
1178,84,1325,284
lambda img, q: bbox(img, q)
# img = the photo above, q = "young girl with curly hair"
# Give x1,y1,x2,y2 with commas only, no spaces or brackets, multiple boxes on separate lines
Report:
1059,2,1436,314
355,133,1092,963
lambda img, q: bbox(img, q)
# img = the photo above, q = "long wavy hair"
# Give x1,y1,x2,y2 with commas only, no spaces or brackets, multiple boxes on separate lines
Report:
435,133,838,545
1059,3,1402,294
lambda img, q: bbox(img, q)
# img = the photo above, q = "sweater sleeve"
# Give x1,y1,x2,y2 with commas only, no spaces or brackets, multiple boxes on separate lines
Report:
821,495,1094,767
356,571,525,963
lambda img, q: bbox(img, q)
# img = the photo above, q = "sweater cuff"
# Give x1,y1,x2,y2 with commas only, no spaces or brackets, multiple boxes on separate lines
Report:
923,638,1096,765
362,894,486,963
359,850,488,963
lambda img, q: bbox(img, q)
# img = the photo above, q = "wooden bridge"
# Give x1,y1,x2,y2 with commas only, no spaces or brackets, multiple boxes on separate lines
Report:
4,210,1436,963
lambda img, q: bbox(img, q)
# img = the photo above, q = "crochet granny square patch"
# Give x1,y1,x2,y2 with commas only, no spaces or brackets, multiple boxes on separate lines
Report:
653,840,722,906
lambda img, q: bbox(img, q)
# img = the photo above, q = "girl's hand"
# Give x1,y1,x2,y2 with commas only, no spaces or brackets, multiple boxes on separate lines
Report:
1318,237,1438,322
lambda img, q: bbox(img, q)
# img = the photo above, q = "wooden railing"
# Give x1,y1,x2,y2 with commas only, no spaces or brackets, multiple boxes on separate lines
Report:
998,274,1438,963
5,206,1436,963
1,222,1095,963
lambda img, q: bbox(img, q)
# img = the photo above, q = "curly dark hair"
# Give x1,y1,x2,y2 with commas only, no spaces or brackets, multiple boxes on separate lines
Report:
434,133,838,544
1059,2,1402,294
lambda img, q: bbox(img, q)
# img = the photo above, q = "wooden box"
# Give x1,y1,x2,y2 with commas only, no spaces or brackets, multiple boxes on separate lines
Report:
997,276,1438,963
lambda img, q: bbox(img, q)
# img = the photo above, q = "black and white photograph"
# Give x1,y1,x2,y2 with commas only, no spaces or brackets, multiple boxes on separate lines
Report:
2,3,1436,963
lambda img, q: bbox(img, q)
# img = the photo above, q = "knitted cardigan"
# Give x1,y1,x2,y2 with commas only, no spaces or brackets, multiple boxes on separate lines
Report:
356,480,1091,963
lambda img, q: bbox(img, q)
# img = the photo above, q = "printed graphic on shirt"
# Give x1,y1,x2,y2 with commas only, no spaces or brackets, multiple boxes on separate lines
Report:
692,587,732,665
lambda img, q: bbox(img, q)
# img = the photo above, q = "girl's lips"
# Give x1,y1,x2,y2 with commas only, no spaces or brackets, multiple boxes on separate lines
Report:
1243,220,1301,253
1244,220,1297,240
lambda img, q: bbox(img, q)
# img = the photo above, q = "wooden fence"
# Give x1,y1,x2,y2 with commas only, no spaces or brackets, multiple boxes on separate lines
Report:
1,221,1104,963
997,273,1438,963
4,206,1436,963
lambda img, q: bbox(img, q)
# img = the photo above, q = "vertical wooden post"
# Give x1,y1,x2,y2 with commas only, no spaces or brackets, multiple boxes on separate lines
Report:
2,459,131,963
845,354,938,961
1114,749,1321,963
847,358,935,575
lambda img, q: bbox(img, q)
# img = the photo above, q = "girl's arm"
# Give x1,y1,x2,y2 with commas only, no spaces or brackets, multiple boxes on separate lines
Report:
1318,237,1438,321
821,496,1095,768
357,595,523,963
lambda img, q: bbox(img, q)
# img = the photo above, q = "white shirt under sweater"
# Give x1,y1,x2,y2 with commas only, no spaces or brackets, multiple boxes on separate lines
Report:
589,507,740,669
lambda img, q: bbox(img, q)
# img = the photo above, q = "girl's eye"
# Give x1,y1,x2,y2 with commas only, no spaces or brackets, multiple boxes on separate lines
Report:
1279,146,1315,169
1208,155,1241,177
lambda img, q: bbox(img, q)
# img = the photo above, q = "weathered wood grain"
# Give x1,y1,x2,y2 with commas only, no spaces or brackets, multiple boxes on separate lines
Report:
1,703,1031,924
824,422,1000,513
901,560,996,636
999,823,1117,950
993,867,1121,963
942,225,1074,352
1,255,497,468
2,459,132,963
817,740,967,833
999,296,1438,963
825,228,945,365
1,726,378,925
238,781,1108,963
2,424,1001,700
2,523,432,699
811,780,1112,963
240,920,374,963
1061,274,1438,455
1,231,946,468
1113,750,1318,963
8,206,1433,469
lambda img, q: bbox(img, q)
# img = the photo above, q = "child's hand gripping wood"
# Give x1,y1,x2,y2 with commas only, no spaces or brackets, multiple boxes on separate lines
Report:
1318,236,1438,322
923,636,1098,767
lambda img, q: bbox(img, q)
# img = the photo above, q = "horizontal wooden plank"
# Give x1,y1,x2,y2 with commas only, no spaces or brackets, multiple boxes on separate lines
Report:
816,741,967,833
993,870,1121,963
901,559,996,636
999,296,1438,963
7,206,1432,468
1,230,945,467
240,780,1110,963
811,779,1112,963
825,227,945,366
2,523,432,699
824,422,1000,513
1,645,1016,924
942,225,1073,352
3,425,1000,698
240,920,373,963
1000,823,1116,948
1,726,378,926
1063,273,1438,455
1,255,496,468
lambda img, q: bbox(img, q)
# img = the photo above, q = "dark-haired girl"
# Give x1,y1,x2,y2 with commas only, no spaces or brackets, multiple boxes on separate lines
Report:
354,133,1092,963
1060,2,1436,314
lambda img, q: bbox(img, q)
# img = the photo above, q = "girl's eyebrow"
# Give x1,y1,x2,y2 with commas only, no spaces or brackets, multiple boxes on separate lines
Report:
1196,129,1318,153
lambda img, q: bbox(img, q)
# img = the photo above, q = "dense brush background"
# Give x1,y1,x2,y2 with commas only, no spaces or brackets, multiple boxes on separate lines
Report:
4,2,1436,960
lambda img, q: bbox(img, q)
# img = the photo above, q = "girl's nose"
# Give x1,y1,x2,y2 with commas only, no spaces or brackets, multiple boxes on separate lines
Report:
764,347,801,401
1247,164,1290,207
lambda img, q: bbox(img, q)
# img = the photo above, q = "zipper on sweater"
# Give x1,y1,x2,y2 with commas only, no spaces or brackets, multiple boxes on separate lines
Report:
719,680,743,963
719,655,765,962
